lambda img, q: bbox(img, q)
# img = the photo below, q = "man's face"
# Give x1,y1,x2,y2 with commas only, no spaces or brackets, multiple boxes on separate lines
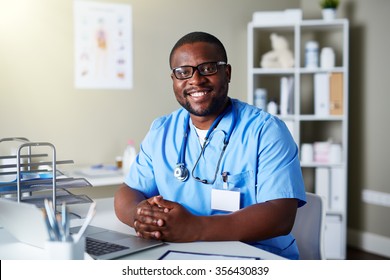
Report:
170,42,231,118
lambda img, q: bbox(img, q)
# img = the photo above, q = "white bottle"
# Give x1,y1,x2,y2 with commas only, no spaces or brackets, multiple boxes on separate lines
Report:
254,88,267,110
320,47,335,69
267,100,278,115
122,140,137,175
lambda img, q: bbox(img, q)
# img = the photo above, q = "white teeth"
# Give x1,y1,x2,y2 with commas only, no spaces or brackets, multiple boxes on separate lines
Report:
190,91,207,97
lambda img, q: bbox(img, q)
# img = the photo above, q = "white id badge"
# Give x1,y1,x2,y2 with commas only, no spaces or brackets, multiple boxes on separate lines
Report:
211,188,240,212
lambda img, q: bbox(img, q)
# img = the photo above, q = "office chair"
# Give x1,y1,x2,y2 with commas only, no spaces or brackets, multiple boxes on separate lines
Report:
291,192,326,260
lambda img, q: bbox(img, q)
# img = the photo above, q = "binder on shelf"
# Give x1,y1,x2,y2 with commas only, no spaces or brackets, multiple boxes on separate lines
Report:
330,167,345,211
314,73,330,116
280,76,294,115
330,73,344,115
324,214,342,258
315,167,330,210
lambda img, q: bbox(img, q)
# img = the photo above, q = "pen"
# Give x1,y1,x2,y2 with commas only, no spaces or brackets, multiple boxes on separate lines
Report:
44,212,56,241
44,199,61,241
74,201,96,243
61,202,72,242
222,171,228,190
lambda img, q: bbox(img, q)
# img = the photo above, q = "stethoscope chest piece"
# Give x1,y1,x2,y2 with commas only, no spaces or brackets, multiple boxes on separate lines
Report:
174,163,189,182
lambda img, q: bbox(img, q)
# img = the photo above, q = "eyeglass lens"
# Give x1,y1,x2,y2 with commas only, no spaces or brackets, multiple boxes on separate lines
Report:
173,62,225,80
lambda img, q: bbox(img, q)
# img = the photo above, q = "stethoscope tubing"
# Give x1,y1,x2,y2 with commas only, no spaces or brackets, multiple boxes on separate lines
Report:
175,99,237,183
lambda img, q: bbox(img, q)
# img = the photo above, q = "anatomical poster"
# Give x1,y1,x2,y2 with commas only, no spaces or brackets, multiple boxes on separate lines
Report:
74,1,133,89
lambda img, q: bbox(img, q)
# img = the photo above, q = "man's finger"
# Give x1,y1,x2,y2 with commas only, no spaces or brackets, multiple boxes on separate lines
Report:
153,196,175,210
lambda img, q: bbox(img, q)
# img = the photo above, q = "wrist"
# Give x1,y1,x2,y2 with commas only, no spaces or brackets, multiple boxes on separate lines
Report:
197,214,235,241
197,215,217,241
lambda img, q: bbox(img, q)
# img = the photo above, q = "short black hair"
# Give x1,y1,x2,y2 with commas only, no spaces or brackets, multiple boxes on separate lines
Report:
169,31,228,68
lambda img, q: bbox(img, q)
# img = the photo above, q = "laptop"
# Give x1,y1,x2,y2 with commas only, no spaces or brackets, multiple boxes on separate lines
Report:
0,198,163,260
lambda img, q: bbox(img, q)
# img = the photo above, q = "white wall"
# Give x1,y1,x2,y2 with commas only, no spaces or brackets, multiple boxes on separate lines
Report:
0,0,298,165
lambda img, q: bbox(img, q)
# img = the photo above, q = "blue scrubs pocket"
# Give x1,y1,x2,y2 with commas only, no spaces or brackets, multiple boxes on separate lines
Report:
216,170,256,207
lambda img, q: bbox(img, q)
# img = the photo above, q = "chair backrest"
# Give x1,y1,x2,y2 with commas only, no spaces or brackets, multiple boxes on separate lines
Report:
291,192,326,260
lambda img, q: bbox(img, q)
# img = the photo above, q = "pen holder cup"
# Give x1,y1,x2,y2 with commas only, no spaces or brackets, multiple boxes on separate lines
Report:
45,237,85,260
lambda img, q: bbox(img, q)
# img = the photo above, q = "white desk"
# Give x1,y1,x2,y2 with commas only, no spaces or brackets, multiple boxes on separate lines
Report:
0,197,285,260
64,165,124,187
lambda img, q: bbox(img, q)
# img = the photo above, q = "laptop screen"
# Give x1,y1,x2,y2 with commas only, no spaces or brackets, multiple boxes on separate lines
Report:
0,198,49,248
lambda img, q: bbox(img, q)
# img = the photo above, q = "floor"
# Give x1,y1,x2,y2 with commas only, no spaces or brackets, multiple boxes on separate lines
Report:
346,246,389,260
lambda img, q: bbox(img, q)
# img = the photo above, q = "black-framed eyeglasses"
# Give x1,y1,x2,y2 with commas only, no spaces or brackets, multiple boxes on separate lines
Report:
172,61,227,80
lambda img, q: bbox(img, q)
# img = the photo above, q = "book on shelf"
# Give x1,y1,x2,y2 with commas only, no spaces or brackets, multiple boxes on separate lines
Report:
314,72,344,116
330,73,343,115
315,167,330,210
314,73,330,116
330,167,345,211
280,76,294,115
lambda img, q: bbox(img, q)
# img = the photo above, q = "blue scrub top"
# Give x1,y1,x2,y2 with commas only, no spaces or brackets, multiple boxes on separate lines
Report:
125,98,306,259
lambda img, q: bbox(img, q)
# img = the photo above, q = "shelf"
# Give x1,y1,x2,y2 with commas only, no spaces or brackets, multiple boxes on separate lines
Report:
248,18,349,259
300,19,348,29
276,115,344,121
251,68,295,75
277,115,296,121
300,162,345,168
250,19,348,29
3,189,93,209
298,67,345,74
250,67,345,74
298,115,345,121
250,23,296,30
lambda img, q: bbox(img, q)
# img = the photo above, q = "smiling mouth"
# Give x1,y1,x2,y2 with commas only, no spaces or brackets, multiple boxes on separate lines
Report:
186,86,213,98
189,91,209,97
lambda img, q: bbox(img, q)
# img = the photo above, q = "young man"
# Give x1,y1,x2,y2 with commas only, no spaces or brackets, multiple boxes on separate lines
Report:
114,31,306,259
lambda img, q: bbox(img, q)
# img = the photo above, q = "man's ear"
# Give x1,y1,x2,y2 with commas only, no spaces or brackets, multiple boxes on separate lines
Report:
226,64,232,83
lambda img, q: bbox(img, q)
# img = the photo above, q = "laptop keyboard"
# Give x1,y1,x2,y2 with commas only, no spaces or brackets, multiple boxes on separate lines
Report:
86,237,129,256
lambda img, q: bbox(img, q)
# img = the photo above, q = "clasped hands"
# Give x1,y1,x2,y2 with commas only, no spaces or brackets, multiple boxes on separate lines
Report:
133,195,199,242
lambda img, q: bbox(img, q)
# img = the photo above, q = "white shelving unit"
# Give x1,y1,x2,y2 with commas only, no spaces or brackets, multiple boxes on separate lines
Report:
247,19,349,259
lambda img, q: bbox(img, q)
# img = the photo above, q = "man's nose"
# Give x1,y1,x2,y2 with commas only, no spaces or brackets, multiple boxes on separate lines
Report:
188,68,206,84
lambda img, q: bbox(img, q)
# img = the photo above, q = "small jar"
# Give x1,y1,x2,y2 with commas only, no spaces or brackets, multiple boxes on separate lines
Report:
305,41,319,68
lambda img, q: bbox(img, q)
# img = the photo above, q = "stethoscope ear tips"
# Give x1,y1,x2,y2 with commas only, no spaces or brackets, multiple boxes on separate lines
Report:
174,163,189,182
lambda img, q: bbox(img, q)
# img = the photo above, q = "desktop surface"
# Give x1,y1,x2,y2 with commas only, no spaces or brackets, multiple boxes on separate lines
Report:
0,197,285,260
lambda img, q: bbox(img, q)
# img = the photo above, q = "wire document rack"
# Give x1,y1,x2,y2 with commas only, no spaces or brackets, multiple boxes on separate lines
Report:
0,137,93,209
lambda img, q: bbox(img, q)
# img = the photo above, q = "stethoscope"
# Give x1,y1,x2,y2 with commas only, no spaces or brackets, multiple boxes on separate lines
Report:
173,100,237,184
